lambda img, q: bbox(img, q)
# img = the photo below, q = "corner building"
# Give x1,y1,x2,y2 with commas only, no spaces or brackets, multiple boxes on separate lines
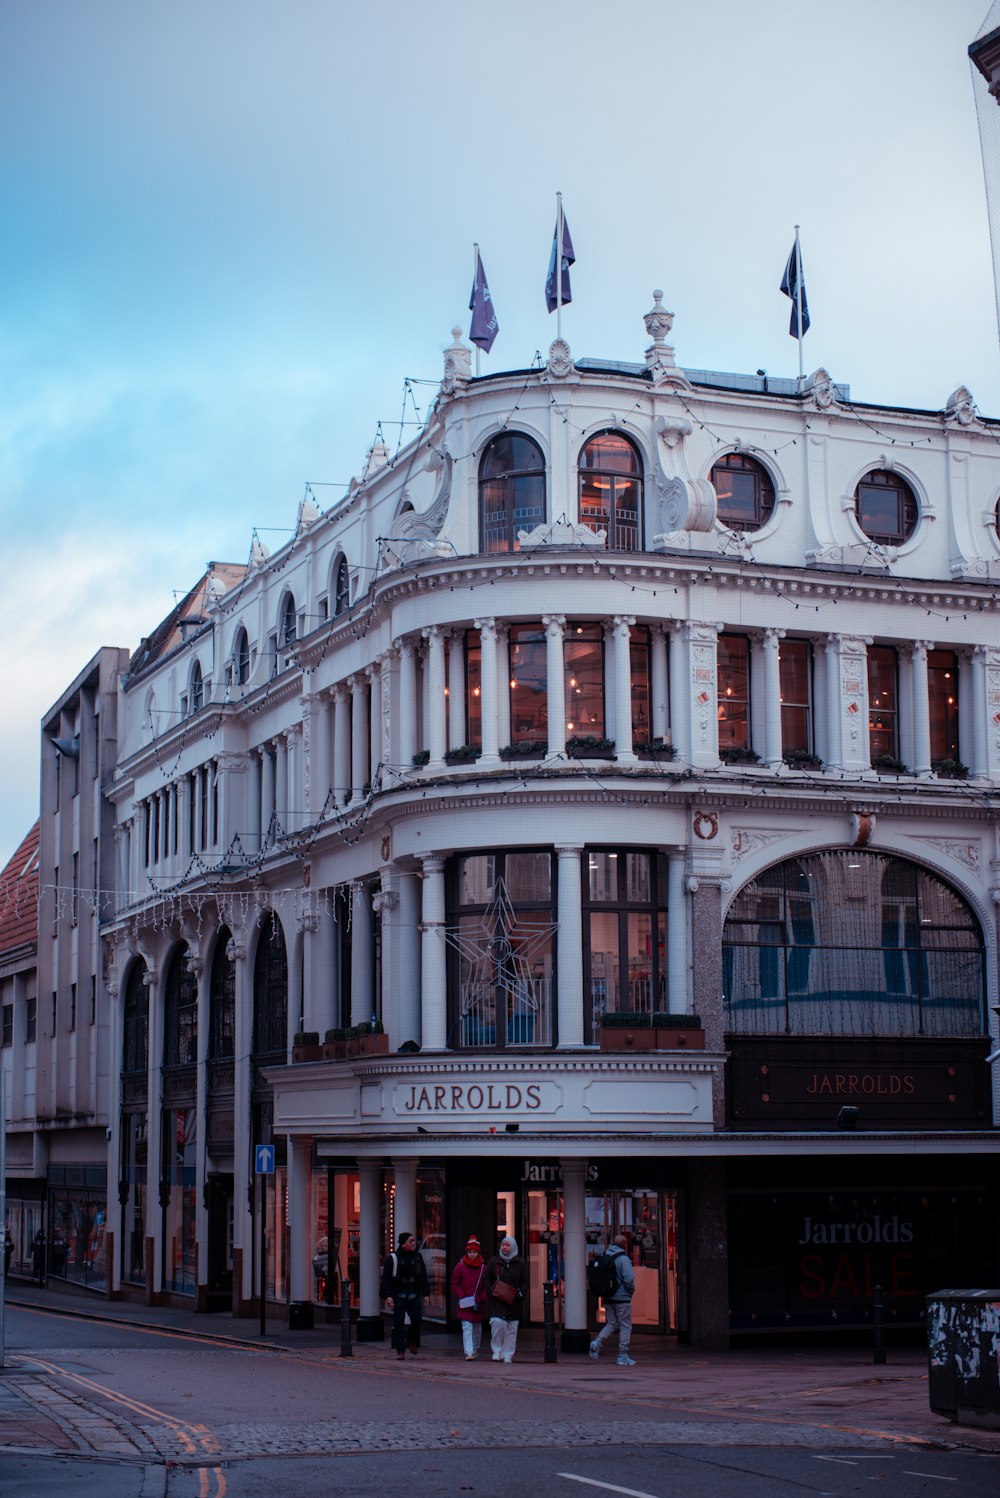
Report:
105,303,1000,1347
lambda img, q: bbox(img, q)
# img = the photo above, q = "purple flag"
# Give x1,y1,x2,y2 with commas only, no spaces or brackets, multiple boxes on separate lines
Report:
469,250,499,353
780,238,810,338
545,210,575,313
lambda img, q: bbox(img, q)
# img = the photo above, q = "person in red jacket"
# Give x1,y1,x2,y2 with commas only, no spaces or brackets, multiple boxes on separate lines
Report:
450,1235,487,1360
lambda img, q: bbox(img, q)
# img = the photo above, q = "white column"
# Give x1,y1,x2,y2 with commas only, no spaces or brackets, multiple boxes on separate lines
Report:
275,737,288,832
651,626,669,744
310,900,336,1038
544,613,566,756
560,1159,588,1348
358,1159,383,1325
667,850,688,1015
447,630,466,751
420,855,447,1050
144,964,163,1294
285,724,301,832
368,664,382,790
194,954,210,1296
333,686,350,807
496,626,511,750
397,639,418,772
248,751,262,853
392,1158,418,1243
970,645,989,777
287,1133,312,1306
668,625,686,760
350,882,373,1027
230,937,254,1306
476,619,500,768
911,641,932,775
350,675,369,801
424,625,447,772
397,870,422,1048
613,615,636,762
762,628,784,767
309,694,330,818
823,635,842,770
556,846,584,1047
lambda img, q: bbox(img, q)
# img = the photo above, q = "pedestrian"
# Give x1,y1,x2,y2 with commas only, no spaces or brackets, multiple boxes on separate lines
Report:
588,1233,636,1366
484,1234,525,1364
379,1230,430,1359
451,1235,488,1360
31,1229,45,1282
3,1228,13,1278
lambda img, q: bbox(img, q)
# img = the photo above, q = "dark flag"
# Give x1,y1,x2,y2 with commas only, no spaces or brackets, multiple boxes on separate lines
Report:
545,208,575,313
469,250,499,354
780,238,810,338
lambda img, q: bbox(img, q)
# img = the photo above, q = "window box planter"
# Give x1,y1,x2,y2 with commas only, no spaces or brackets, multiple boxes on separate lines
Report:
412,749,430,767
871,754,909,774
347,1021,387,1059
445,745,481,764
500,741,548,760
782,749,823,771
634,739,676,760
566,735,616,758
720,746,760,764
293,1031,322,1063
932,759,968,780
599,1011,655,1052
652,1013,705,1050
323,1028,349,1060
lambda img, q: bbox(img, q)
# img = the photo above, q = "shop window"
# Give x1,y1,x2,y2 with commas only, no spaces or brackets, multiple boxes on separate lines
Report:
868,645,899,762
478,433,546,554
723,850,985,1037
448,851,555,1048
717,634,751,753
209,926,236,1062
579,431,643,549
162,1106,197,1295
779,640,812,754
121,1113,147,1286
584,850,666,1039
928,649,960,765
163,943,197,1070
855,469,918,545
508,624,548,746
122,961,148,1077
253,912,288,1061
710,452,775,532
629,626,653,742
564,623,604,737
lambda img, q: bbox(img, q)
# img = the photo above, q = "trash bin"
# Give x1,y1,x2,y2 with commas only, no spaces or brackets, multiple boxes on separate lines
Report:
927,1289,1000,1430
288,1300,315,1331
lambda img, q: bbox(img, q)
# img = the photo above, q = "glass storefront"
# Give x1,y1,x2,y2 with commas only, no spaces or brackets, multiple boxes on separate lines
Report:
47,1166,108,1292
121,1111,147,1285
162,1106,197,1294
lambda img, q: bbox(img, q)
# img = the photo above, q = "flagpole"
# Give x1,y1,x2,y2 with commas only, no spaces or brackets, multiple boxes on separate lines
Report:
473,244,481,377
556,192,563,341
794,224,804,386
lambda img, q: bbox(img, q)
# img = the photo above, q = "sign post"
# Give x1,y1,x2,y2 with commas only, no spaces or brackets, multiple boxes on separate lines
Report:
255,1144,275,1339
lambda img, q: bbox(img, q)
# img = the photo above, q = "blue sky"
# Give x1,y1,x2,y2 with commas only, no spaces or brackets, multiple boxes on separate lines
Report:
2,0,998,868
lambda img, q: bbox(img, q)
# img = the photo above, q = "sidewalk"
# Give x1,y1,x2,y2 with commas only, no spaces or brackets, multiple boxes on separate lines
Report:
3,1282,999,1457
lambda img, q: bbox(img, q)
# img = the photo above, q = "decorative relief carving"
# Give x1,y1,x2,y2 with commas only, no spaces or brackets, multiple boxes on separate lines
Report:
651,415,716,539
916,838,980,871
547,338,575,379
803,367,838,409
944,385,979,427
518,513,605,549
440,327,471,396
731,827,790,860
693,812,718,841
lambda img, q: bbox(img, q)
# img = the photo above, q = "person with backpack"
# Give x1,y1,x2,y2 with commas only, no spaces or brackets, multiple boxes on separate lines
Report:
380,1230,430,1359
588,1234,636,1366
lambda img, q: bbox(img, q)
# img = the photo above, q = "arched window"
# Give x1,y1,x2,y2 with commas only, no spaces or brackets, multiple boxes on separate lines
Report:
579,431,643,549
723,851,984,1038
209,927,235,1061
854,469,918,545
280,594,297,650
189,661,204,713
231,628,250,686
253,913,288,1059
164,943,198,1069
122,960,148,1076
333,555,350,617
710,452,775,532
478,433,545,554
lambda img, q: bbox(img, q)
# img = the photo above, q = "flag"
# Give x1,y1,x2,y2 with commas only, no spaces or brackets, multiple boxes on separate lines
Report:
545,209,575,313
780,238,810,338
469,250,499,353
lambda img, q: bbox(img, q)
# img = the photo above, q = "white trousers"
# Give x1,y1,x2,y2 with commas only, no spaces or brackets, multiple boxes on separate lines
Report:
461,1320,483,1356
489,1317,518,1362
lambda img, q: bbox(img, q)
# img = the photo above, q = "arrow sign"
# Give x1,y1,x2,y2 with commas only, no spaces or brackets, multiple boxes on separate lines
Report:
255,1144,275,1175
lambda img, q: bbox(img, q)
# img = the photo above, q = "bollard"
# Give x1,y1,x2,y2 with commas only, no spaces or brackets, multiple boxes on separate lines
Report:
873,1283,886,1365
340,1278,353,1357
543,1279,558,1363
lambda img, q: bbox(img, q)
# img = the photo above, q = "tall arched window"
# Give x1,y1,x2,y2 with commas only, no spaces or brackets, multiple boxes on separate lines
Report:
280,594,297,649
333,555,350,616
122,960,148,1076
478,433,545,554
253,913,288,1060
579,431,643,549
231,628,250,686
164,943,198,1068
209,927,235,1061
723,851,985,1038
189,661,204,713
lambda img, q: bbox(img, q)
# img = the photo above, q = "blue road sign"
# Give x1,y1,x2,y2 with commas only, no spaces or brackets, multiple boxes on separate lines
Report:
255,1144,275,1175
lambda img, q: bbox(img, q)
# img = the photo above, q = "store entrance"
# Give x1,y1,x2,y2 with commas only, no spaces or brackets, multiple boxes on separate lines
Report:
522,1186,680,1334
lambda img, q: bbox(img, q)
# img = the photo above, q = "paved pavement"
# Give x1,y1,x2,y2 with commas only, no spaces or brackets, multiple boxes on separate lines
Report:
1,1281,998,1464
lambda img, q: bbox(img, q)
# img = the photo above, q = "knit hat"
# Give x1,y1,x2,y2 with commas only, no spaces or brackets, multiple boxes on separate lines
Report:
465,1235,481,1251
397,1231,415,1249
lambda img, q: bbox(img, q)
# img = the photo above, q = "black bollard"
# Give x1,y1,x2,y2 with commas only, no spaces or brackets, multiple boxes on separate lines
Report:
873,1283,886,1365
340,1278,353,1358
543,1279,558,1363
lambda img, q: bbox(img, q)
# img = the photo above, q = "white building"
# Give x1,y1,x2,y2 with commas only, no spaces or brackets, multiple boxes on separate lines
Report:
99,303,999,1347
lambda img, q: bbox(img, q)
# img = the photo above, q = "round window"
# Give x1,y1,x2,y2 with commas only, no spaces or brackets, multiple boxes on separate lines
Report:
710,453,775,532
854,469,917,545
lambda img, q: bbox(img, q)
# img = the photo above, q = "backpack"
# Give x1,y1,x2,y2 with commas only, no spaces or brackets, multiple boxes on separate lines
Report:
588,1250,621,1300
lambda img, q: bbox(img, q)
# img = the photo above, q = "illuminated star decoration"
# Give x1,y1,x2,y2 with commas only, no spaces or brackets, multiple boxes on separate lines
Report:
443,877,556,1045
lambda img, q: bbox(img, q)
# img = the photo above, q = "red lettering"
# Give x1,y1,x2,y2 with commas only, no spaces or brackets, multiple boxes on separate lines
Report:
799,1254,826,1299
891,1252,916,1299
829,1254,861,1298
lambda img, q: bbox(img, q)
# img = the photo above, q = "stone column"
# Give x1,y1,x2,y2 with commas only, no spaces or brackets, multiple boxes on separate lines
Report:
556,846,584,1047
679,623,722,769
392,1157,418,1243
286,724,302,833
356,1160,384,1341
350,882,373,1027
911,641,933,775
276,737,290,833
668,626,687,761
762,628,784,767
229,936,254,1311
193,952,210,1304
447,630,466,751
475,619,501,768
309,693,330,818
144,963,163,1302
248,751,262,854
690,880,726,1123
287,1133,313,1316
613,615,636,762
367,664,382,790
496,626,511,750
687,1160,730,1350
310,898,336,1039
424,626,447,773
350,675,369,802
333,686,350,807
559,1159,589,1354
544,614,566,756
667,850,688,1015
823,635,842,770
651,626,669,744
397,870,422,1048
420,855,447,1050
397,639,418,772
970,645,990,777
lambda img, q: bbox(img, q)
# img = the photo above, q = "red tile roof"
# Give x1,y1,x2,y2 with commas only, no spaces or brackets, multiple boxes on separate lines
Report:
0,821,40,960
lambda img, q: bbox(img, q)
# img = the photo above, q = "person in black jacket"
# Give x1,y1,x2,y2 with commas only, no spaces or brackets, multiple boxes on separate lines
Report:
380,1231,430,1359
484,1235,526,1363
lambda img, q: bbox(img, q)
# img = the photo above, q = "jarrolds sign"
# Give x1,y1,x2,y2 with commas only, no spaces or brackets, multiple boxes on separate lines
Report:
726,1037,990,1128
394,1079,560,1117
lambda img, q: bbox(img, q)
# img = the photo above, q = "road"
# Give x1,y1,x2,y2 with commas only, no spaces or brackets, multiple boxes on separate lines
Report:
0,1304,997,1496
